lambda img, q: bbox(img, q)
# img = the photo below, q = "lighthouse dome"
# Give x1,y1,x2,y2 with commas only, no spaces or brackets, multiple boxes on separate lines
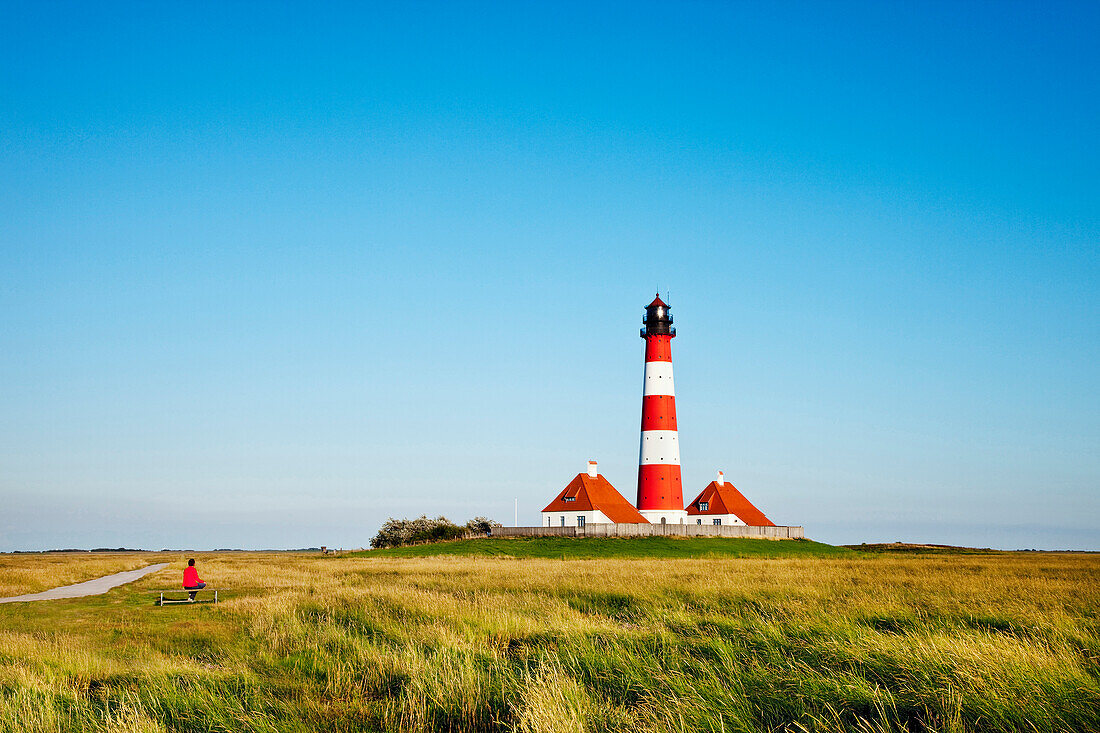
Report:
642,294,674,336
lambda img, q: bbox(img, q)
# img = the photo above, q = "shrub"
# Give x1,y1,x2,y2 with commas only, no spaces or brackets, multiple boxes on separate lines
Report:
465,517,502,535
370,516,466,549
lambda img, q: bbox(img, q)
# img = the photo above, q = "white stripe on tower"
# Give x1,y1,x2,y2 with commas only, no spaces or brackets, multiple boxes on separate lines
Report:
642,361,675,396
639,431,680,464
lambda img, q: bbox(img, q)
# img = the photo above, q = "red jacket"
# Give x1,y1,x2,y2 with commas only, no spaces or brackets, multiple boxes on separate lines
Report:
183,566,203,588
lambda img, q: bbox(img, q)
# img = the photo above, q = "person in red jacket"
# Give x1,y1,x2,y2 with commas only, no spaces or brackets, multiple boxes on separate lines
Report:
182,558,206,601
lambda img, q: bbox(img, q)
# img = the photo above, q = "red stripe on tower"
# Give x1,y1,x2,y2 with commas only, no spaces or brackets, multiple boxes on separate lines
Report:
636,295,688,524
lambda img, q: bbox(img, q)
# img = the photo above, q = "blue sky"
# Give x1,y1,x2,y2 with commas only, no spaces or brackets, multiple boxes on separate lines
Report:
1,1,1097,550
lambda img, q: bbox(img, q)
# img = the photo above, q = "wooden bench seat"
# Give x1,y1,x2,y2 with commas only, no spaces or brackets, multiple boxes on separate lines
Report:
149,589,223,606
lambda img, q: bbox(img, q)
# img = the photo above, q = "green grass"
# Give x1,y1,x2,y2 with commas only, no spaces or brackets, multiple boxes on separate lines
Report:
359,536,853,559
0,551,1097,732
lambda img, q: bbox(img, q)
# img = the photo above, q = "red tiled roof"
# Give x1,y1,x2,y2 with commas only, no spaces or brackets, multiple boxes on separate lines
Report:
685,481,775,526
648,294,668,308
542,473,649,523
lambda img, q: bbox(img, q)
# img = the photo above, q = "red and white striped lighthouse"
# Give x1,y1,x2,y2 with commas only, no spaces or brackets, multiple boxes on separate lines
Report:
636,294,688,524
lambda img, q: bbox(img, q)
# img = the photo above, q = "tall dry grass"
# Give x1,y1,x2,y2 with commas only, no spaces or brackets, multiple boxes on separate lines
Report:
0,551,1096,732
0,553,163,597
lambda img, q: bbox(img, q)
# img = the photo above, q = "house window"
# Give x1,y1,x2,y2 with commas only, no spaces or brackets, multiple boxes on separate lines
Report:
564,496,575,502
560,516,565,527
696,519,702,525
699,502,709,511
577,516,585,528
660,517,666,524
713,518,722,525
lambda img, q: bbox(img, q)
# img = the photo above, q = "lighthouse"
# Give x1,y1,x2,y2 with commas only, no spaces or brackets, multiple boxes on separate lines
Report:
636,295,688,524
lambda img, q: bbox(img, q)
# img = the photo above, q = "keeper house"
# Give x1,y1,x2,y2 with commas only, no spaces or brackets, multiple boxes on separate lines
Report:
541,461,648,528
685,471,776,527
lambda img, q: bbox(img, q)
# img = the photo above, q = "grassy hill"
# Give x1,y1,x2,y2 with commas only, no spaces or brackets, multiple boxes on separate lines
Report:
361,536,853,559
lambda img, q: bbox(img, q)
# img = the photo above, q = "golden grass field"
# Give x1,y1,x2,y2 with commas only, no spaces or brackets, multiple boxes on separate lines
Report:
0,544,1097,732
0,554,153,598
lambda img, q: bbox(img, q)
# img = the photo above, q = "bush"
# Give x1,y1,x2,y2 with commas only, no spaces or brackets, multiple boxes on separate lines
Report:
370,516,467,549
465,517,502,535
370,516,505,549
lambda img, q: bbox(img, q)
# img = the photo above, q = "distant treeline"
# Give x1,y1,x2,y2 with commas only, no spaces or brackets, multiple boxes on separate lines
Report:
7,548,149,554
6,547,325,554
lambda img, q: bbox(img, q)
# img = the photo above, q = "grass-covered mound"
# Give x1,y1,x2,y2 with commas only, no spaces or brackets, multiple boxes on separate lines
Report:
841,542,1004,554
360,535,852,559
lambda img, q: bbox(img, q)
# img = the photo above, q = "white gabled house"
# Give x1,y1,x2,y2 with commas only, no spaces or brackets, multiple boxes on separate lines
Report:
541,461,649,528
685,471,776,527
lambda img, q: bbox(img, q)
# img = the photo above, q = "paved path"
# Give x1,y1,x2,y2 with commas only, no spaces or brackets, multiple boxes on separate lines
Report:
0,563,170,604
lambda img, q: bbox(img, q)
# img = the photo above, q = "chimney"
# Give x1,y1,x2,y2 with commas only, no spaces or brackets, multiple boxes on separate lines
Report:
717,470,724,485
587,460,598,478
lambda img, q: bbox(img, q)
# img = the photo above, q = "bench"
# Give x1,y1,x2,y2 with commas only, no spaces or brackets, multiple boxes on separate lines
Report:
149,589,223,606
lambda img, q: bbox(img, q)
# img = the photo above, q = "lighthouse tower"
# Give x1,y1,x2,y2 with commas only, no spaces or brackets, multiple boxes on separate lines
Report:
637,295,688,524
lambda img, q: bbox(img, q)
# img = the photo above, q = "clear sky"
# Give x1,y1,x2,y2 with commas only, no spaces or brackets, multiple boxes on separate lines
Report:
1,1,1097,551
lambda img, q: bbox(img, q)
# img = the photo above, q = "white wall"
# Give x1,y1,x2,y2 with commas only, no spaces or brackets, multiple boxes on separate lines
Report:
687,514,746,526
638,509,688,525
495,525,805,539
541,509,611,527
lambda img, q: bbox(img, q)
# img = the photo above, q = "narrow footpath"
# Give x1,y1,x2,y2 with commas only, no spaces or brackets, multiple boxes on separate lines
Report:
0,563,170,604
